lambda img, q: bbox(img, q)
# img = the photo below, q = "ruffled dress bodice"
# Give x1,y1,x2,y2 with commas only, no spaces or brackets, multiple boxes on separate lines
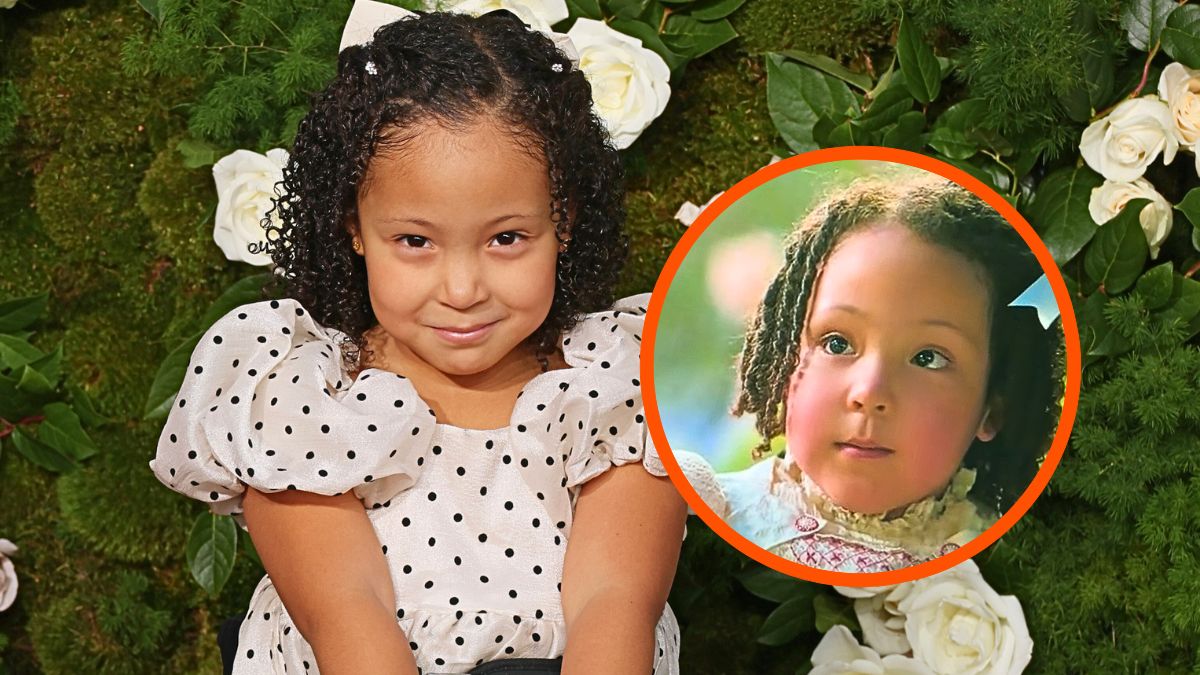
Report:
150,294,679,674
676,451,991,574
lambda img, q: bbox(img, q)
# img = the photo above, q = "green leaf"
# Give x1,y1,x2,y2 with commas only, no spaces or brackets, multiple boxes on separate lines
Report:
0,334,44,372
767,53,859,154
688,0,745,21
1084,199,1150,294
813,593,860,634
0,292,48,333
1078,4,1116,110
855,84,914,131
66,382,115,428
136,0,162,25
0,373,44,419
1162,5,1200,69
15,362,55,398
826,118,871,146
25,343,63,389
1024,166,1104,264
661,15,737,60
881,110,927,151
926,98,989,160
10,427,80,473
200,273,274,328
38,402,100,462
1135,262,1175,310
756,595,815,646
1156,276,1200,340
775,49,872,92
566,0,604,19
738,567,814,603
1121,0,1176,51
897,13,942,104
609,19,687,73
1079,292,1132,361
176,137,223,170
187,513,238,597
143,331,203,421
606,0,655,21
1176,187,1200,252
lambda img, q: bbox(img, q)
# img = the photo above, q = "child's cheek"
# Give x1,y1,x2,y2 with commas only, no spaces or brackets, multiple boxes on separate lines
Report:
783,369,837,471
900,395,975,485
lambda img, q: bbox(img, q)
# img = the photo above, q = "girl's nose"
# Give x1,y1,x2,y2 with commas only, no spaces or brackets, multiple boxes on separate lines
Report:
845,356,892,414
439,253,488,309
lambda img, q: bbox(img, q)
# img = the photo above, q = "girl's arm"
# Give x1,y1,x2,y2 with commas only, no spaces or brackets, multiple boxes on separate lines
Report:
240,487,419,675
559,465,688,673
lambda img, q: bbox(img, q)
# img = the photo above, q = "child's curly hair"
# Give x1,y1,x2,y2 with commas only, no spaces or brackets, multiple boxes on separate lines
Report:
261,10,626,369
732,176,1064,515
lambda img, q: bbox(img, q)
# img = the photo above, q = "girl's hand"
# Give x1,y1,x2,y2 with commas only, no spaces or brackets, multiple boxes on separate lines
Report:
559,466,687,673
241,488,419,675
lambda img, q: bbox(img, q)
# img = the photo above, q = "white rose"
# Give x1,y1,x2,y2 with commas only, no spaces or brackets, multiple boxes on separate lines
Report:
1080,95,1178,182
428,0,568,32
1158,62,1200,146
0,539,18,612
809,625,935,675
567,18,670,150
212,148,289,267
899,560,1033,675
835,584,914,656
1088,178,1174,259
0,0,17,9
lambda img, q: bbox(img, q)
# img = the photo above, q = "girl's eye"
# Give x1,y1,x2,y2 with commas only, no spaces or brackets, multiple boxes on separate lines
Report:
491,231,525,247
819,334,854,356
912,349,951,370
395,235,430,248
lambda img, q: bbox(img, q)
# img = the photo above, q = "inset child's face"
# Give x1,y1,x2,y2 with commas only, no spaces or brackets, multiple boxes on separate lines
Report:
353,119,559,379
785,222,999,515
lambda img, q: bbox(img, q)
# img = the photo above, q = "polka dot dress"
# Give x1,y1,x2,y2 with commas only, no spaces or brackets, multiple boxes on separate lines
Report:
149,294,680,674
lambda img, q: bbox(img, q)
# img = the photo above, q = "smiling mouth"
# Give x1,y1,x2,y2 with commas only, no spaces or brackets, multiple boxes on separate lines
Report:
430,321,499,345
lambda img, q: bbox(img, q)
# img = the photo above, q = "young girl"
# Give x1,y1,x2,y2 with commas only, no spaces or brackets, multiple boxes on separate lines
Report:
150,8,686,674
677,176,1062,574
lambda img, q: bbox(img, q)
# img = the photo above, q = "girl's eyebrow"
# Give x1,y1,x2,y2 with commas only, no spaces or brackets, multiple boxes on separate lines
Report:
379,213,536,228
825,304,974,341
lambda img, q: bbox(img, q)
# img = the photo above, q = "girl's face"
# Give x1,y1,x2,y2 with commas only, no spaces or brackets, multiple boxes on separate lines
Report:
352,119,559,379
785,222,1000,515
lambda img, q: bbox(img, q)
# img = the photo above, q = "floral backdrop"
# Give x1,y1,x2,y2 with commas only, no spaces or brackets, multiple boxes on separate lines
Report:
2,0,1200,673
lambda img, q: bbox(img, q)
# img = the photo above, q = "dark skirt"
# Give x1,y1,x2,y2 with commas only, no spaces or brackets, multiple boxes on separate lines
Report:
215,613,562,674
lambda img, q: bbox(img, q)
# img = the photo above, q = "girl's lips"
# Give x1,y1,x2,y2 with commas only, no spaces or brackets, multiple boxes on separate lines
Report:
836,443,894,459
431,321,498,345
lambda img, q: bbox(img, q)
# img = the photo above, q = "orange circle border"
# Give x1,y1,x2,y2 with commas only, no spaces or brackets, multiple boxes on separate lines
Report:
641,146,1082,586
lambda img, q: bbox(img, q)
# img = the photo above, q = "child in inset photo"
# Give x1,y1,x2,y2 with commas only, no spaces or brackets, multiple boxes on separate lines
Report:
150,6,686,675
677,174,1063,574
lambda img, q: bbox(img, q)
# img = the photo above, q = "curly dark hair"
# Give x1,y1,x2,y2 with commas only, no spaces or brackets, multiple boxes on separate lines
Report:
261,9,627,370
732,176,1064,515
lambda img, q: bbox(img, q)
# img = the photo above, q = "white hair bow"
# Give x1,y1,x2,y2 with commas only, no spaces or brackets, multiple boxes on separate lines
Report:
338,0,579,67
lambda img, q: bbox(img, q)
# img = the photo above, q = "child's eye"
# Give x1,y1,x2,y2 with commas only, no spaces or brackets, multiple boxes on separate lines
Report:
819,334,854,356
490,231,525,247
912,349,951,370
395,235,430,248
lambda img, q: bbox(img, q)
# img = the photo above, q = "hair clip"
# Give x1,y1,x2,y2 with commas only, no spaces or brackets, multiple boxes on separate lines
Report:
1008,274,1059,329
551,62,564,73
364,60,378,75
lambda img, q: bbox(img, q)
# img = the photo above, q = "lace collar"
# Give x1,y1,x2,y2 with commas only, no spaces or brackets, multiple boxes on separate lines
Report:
775,460,985,550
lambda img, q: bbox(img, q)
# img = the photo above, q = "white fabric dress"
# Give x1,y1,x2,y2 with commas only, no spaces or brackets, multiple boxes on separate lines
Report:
150,293,680,674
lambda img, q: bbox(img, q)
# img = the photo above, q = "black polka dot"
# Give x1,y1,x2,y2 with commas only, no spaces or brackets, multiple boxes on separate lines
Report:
320,424,330,433
347,450,356,459
478,533,487,542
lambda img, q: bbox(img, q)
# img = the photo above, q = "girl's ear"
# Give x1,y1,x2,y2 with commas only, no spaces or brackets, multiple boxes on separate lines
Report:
975,397,1004,442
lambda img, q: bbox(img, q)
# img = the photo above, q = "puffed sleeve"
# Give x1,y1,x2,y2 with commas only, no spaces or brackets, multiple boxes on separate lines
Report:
148,298,437,527
515,293,667,489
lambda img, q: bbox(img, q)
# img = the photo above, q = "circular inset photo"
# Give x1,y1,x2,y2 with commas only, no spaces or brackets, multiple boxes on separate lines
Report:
643,147,1081,585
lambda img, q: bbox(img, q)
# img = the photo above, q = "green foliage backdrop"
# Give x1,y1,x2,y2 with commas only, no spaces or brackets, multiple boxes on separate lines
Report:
4,0,1200,673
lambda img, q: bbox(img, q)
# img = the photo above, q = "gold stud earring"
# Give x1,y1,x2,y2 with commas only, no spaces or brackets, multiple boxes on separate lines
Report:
353,239,363,254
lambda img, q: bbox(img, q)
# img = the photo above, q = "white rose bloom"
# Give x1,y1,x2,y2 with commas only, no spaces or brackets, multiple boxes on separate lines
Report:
428,0,567,32
567,18,670,150
0,0,17,9
899,560,1033,675
835,584,914,656
1088,178,1174,259
0,539,18,612
810,625,936,675
212,148,289,267
1080,95,1178,182
1157,62,1200,176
